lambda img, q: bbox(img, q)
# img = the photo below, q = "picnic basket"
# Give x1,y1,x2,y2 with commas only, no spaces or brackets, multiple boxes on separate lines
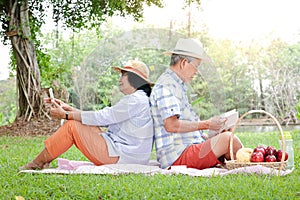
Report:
225,110,287,171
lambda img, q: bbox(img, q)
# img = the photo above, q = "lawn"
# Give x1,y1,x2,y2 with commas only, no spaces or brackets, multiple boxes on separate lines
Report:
0,131,299,199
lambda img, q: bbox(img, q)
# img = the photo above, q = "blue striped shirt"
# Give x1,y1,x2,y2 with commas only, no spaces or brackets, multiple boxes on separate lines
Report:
150,68,204,169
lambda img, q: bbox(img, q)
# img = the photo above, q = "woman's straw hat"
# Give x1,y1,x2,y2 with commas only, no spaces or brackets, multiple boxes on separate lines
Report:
113,60,153,85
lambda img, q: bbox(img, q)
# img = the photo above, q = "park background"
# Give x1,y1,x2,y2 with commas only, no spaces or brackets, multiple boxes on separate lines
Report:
0,0,300,199
1,0,300,129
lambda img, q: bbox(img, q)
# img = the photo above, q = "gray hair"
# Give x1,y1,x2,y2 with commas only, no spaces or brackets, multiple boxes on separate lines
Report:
170,54,196,66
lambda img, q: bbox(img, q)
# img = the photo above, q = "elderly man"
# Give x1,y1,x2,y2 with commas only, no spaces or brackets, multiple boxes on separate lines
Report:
150,38,243,169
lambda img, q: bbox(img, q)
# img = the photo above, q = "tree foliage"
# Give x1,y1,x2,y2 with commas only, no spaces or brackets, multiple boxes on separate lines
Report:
41,22,300,122
1,24,299,124
0,0,298,125
0,0,165,121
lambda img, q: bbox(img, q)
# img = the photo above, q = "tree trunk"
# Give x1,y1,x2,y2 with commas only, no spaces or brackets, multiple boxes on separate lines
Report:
6,0,43,121
258,75,265,110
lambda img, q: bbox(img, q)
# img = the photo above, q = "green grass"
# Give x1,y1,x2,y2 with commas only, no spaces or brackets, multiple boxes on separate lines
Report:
1,131,299,199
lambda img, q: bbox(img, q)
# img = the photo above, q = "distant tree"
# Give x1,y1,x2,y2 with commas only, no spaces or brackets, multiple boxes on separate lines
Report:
296,101,300,120
0,78,16,125
264,39,300,119
206,39,256,115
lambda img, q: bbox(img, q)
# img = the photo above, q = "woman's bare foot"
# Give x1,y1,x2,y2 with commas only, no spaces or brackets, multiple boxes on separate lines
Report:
19,162,50,170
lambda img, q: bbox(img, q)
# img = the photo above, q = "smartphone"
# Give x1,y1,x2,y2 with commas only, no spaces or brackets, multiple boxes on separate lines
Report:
49,88,54,101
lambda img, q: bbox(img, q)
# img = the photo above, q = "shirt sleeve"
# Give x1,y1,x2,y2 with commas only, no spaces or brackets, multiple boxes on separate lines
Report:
81,95,138,126
155,86,181,120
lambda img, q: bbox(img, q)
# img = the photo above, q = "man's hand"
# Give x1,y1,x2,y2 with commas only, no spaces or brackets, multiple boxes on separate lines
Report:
202,132,209,140
208,116,227,131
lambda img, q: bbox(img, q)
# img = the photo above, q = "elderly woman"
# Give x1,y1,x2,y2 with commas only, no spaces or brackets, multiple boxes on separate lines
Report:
21,60,154,170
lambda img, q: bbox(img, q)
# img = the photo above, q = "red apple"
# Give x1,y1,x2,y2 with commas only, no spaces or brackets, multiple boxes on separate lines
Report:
265,146,277,156
265,155,277,162
251,151,264,162
253,146,266,156
276,150,288,161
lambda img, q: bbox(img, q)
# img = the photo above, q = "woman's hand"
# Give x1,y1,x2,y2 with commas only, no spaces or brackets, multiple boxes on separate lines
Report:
44,98,73,111
60,101,73,111
44,98,53,111
50,100,67,119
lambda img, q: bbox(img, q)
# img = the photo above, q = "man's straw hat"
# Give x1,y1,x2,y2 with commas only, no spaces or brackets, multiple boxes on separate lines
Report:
164,38,209,61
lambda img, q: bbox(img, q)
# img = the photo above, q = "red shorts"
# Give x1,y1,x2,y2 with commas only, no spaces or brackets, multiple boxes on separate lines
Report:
172,139,222,170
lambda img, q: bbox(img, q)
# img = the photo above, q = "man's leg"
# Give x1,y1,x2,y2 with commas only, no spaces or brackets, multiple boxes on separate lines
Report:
210,131,243,160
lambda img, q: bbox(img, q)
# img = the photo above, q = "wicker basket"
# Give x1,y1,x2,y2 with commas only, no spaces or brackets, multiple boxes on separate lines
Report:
225,110,287,171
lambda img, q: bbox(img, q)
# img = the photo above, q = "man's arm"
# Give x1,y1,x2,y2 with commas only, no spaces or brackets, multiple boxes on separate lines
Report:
164,115,226,133
164,116,210,133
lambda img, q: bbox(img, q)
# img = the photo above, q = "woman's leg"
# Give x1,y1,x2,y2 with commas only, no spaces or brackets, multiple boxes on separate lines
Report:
45,120,119,165
21,120,118,170
210,131,243,160
20,148,53,170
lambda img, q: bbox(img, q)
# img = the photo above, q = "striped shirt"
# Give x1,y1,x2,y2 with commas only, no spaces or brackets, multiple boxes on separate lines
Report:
150,68,204,169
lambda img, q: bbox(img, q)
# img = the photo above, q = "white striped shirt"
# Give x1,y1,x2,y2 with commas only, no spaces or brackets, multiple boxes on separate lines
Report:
81,90,153,164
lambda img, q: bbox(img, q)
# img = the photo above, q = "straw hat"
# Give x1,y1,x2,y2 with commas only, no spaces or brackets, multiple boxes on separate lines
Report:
164,38,209,61
113,60,153,85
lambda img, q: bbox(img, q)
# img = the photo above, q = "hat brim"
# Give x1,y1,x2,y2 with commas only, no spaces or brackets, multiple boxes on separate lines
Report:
112,66,154,86
163,51,210,62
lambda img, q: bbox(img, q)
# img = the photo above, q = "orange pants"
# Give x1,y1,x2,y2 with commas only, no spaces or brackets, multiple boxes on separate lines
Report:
44,120,118,165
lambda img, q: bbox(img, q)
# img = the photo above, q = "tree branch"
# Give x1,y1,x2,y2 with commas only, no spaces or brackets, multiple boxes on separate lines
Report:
8,0,18,29
20,1,31,38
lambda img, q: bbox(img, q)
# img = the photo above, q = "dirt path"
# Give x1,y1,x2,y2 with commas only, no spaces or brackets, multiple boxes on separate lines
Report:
0,118,61,136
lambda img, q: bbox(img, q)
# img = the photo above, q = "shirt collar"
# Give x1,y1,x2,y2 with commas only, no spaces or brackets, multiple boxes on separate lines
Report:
166,68,187,92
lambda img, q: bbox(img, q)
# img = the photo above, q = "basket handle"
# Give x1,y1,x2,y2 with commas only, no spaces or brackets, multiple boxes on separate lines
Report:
229,110,286,166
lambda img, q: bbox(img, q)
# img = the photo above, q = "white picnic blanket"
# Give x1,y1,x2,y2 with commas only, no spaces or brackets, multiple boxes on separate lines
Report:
19,158,293,177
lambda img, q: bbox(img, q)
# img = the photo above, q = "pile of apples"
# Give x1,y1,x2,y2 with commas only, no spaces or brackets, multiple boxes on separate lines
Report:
251,145,288,162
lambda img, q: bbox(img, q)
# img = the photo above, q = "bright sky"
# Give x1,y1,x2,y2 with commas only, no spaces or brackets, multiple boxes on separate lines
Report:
0,0,299,80
201,0,300,42
141,0,300,42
